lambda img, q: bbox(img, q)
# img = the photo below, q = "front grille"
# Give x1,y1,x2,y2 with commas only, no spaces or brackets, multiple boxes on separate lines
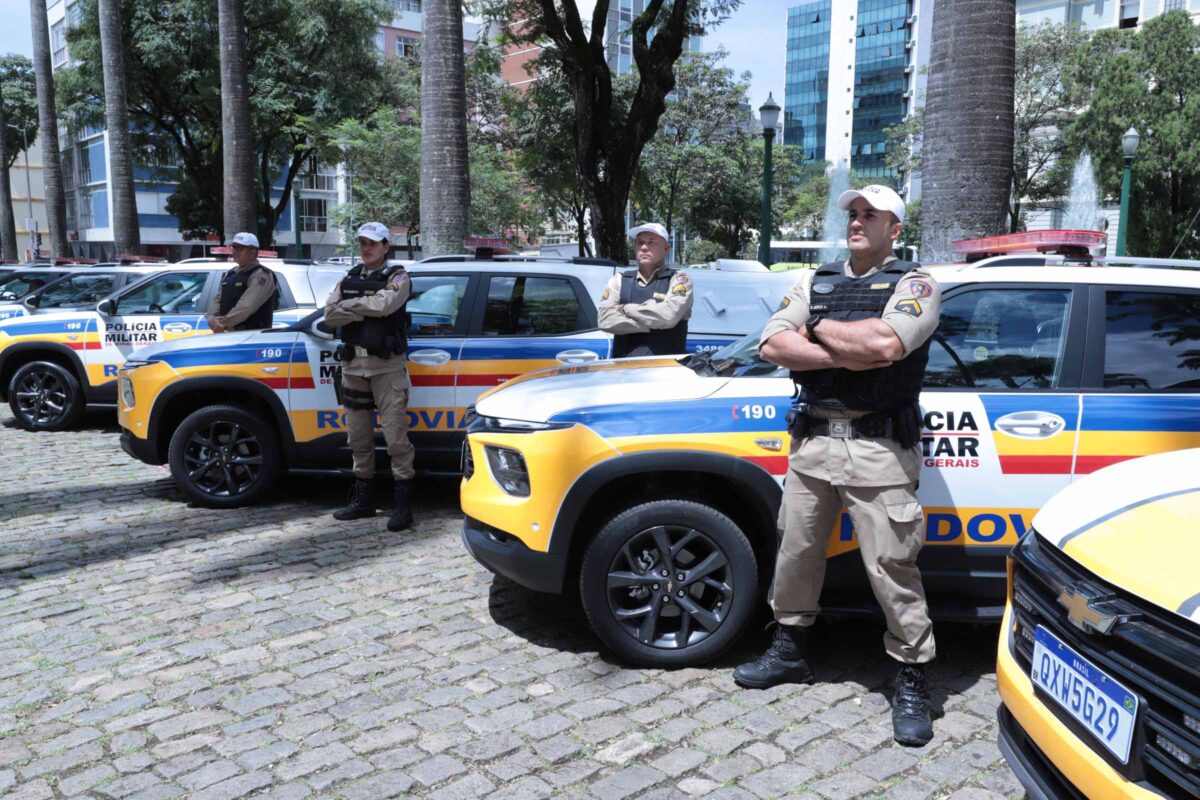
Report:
461,440,474,479
1011,534,1200,799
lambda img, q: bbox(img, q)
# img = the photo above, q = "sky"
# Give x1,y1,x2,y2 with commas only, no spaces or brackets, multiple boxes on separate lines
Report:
0,0,789,109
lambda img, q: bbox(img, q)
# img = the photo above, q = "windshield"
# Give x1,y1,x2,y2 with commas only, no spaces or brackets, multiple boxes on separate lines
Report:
36,273,119,309
687,329,786,378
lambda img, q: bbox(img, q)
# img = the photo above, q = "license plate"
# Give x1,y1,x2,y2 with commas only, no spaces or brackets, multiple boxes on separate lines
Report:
1031,625,1139,763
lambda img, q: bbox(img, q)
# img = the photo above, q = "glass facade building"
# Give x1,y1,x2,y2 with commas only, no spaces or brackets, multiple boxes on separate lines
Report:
783,2,832,160
851,0,910,180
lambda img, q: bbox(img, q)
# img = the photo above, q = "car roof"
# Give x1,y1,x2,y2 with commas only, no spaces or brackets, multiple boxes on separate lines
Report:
928,263,1200,290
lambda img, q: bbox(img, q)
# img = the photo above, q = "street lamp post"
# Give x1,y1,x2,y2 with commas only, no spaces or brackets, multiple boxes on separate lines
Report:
757,93,781,267
1116,127,1139,257
293,188,303,259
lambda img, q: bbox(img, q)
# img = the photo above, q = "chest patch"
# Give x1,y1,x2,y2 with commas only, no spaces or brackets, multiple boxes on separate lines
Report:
812,283,835,295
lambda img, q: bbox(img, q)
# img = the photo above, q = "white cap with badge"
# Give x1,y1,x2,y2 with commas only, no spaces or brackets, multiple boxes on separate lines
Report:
356,221,390,242
231,231,259,249
627,222,670,245
837,185,906,224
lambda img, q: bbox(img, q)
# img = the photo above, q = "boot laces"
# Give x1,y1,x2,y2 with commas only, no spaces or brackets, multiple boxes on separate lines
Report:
750,622,798,667
894,666,928,719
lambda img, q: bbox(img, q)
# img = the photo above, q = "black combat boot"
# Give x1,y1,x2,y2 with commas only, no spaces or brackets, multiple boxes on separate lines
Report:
732,623,815,689
387,479,414,532
892,663,934,746
332,479,375,520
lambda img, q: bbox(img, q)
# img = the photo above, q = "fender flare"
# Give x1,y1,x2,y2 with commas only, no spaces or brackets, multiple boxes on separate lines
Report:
148,376,296,460
0,341,88,401
546,449,783,556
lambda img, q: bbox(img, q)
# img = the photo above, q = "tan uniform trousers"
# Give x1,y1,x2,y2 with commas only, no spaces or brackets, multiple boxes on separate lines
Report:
771,468,936,664
341,371,415,481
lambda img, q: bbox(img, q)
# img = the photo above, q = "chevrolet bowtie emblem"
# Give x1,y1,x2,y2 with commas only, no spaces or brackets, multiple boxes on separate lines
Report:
1057,588,1118,635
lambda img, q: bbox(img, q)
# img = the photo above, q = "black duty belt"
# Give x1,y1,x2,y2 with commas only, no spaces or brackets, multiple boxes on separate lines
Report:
798,414,893,440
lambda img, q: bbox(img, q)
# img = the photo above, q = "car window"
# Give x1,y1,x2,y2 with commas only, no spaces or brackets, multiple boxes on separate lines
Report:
925,288,1072,390
119,272,209,314
37,273,118,308
409,275,469,336
0,271,59,301
483,276,582,336
1103,290,1200,390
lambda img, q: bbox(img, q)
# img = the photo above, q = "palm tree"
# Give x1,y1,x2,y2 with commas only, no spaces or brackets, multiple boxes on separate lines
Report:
419,0,470,258
0,88,18,261
217,0,256,241
29,0,70,258
98,0,139,255
920,0,1016,262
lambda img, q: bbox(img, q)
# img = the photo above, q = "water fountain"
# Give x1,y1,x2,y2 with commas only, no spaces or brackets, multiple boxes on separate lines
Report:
821,164,852,263
1063,153,1103,231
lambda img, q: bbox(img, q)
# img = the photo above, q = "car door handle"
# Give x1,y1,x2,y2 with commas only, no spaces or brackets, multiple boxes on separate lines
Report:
556,349,599,364
994,411,1066,439
408,349,452,366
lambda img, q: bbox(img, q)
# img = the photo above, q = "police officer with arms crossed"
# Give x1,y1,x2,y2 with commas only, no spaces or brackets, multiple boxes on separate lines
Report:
733,185,941,747
205,232,276,333
598,222,693,356
324,222,415,532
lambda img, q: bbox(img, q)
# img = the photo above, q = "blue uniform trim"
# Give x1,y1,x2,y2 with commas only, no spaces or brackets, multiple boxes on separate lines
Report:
1057,486,1200,548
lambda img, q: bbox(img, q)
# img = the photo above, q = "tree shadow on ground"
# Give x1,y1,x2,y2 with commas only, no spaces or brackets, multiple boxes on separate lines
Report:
1,409,122,434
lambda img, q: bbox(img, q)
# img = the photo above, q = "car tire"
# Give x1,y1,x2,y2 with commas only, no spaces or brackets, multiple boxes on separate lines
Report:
168,404,281,508
8,360,86,431
580,499,759,668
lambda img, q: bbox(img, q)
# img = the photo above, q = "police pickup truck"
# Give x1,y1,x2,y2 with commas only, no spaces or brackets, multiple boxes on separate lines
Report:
115,256,795,507
0,260,345,430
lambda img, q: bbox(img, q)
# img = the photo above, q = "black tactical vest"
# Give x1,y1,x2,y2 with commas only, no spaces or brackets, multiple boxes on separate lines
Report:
336,264,408,358
217,263,276,330
611,267,689,358
796,260,931,412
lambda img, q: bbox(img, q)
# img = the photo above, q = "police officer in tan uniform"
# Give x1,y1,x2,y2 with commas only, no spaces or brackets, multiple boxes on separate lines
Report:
598,222,693,356
733,185,941,746
324,221,415,532
205,232,277,333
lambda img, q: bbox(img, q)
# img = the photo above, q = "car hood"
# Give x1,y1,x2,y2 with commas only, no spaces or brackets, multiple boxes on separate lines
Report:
1033,448,1200,624
128,330,260,362
474,357,728,423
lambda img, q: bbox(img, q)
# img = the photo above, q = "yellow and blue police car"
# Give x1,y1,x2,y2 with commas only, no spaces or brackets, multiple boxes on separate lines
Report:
0,261,343,430
998,447,1200,800
460,260,1200,667
116,256,793,507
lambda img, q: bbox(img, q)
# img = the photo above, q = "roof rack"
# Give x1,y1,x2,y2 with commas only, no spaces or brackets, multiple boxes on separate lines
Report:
416,254,620,267
1097,256,1200,271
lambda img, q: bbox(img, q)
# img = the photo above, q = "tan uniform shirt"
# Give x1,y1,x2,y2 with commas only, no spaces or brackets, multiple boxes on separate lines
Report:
204,263,276,331
324,266,412,383
760,257,941,486
597,267,694,335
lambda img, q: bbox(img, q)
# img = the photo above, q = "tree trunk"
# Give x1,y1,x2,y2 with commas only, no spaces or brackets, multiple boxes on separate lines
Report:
29,0,70,258
98,0,140,255
218,0,256,241
920,0,1015,262
0,90,18,261
419,0,470,258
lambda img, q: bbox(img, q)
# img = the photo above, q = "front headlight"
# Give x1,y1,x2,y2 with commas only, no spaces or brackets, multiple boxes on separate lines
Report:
485,445,530,496
119,376,135,408
468,414,572,434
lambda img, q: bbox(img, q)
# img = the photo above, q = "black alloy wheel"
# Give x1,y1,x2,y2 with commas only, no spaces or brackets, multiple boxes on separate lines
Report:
9,360,85,431
580,500,758,667
168,404,281,508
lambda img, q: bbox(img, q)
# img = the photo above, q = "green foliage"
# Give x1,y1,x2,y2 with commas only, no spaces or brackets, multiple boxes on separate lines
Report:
1063,10,1200,256
682,238,725,264
0,55,38,170
61,0,392,243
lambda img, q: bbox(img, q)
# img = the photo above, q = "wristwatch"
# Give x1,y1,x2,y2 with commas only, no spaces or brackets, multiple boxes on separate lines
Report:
805,314,824,336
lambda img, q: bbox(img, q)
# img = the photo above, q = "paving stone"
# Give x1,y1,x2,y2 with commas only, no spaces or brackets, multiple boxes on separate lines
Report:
588,765,665,799
408,754,467,786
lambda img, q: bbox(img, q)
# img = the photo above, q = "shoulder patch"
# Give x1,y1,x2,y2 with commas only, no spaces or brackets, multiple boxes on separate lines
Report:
602,288,610,300
670,281,690,296
907,279,933,299
895,298,923,317
778,295,791,310
674,272,691,285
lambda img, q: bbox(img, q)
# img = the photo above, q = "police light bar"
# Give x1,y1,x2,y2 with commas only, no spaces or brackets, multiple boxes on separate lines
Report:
115,253,168,264
209,246,280,257
464,237,510,260
953,230,1107,259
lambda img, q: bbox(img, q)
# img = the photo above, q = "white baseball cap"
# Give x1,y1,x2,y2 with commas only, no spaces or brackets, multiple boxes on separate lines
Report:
356,221,390,242
231,231,259,248
628,222,670,245
837,185,906,224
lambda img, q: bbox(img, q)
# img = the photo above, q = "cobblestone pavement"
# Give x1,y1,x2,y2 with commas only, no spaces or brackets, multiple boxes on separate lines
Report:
0,409,1026,800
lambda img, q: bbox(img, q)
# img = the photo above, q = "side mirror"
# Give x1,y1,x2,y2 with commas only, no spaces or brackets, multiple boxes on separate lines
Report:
310,318,335,340
97,298,115,316
22,295,40,309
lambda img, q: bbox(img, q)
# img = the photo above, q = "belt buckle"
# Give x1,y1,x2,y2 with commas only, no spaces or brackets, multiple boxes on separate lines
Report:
829,419,851,439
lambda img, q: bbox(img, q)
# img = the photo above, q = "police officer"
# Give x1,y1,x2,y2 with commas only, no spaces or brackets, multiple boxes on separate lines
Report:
733,185,941,747
205,232,276,333
598,222,693,356
324,221,415,532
